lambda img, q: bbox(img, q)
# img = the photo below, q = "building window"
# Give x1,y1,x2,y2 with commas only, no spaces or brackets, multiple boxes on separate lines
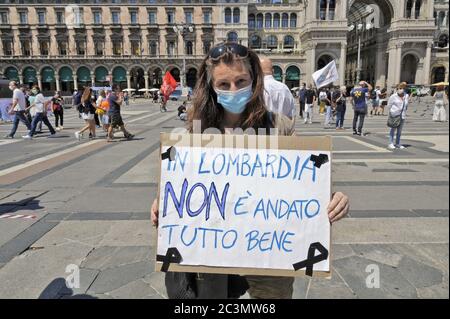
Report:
256,13,263,29
438,34,449,48
148,11,157,24
37,10,46,25
185,11,193,24
265,13,272,28
225,8,232,24
273,13,280,29
75,9,84,24
185,41,193,55
0,11,9,25
415,0,422,19
250,34,261,49
93,11,102,24
267,35,277,48
76,41,85,55
40,41,49,55
233,8,240,24
19,11,28,24
113,40,122,55
282,13,289,28
131,41,140,55
248,14,255,29
95,42,104,56
55,10,64,24
290,13,297,28
283,35,294,48
112,11,120,24
130,11,138,24
328,0,336,20
203,40,211,54
21,40,31,56
167,41,175,56
58,41,67,55
149,41,158,56
405,0,421,19
227,31,238,43
203,10,211,24
167,10,175,24
3,40,13,56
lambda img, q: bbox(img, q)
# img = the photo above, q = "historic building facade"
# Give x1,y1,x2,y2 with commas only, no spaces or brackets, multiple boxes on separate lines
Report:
0,0,448,95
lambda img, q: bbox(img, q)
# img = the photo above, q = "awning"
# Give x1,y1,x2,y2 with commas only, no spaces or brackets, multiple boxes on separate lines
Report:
273,66,282,82
41,67,55,83
77,66,91,82
95,67,109,82
286,67,300,81
23,67,37,83
113,67,126,83
59,67,73,82
4,67,19,81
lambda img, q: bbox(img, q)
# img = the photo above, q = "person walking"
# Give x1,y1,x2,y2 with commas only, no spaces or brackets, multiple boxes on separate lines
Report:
74,87,97,140
298,83,307,118
304,84,316,124
150,42,349,299
318,88,327,114
107,85,134,142
323,87,333,128
51,91,64,131
260,57,295,121
350,81,372,136
432,85,448,122
369,85,381,116
333,86,347,130
96,90,110,133
22,85,56,139
4,81,31,139
387,82,409,149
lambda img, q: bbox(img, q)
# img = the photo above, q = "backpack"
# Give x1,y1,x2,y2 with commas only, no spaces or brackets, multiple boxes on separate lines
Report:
370,90,377,100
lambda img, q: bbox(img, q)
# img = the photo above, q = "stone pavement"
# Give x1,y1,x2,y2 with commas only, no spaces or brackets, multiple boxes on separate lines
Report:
0,97,448,299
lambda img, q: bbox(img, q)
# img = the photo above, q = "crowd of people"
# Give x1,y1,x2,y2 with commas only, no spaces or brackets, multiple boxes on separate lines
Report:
4,82,134,142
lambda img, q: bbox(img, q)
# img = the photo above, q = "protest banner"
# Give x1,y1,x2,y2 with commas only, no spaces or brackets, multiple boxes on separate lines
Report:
156,133,332,277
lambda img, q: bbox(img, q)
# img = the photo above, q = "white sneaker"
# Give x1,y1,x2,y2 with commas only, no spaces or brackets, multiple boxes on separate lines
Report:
22,135,32,140
388,143,396,150
60,126,63,131
397,145,405,149
56,127,61,131
74,132,81,140
304,119,308,124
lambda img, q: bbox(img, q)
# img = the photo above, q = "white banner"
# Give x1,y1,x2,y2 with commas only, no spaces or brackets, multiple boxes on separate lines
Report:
312,60,339,89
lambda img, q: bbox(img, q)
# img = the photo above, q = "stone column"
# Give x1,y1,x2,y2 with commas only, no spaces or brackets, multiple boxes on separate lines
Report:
91,72,95,87
282,73,286,84
126,73,131,89
375,41,387,87
73,75,78,91
387,43,397,88
394,43,403,85
13,29,21,56
123,28,131,56
423,41,432,85
144,75,149,91
31,28,40,56
37,73,42,90
339,43,347,86
19,75,24,85
55,75,60,92
310,44,316,86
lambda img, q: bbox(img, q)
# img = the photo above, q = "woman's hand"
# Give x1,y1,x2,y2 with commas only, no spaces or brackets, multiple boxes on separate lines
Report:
151,198,159,227
327,192,349,224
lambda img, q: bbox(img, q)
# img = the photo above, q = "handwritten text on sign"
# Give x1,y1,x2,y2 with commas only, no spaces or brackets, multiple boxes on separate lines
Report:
158,146,331,272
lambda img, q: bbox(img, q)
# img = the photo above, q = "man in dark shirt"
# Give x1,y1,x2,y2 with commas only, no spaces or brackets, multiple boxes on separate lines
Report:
350,81,372,135
298,82,307,118
303,84,316,124
333,86,347,130
107,85,134,142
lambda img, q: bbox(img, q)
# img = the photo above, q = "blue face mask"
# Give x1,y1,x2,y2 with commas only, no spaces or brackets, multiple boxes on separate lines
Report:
214,84,253,114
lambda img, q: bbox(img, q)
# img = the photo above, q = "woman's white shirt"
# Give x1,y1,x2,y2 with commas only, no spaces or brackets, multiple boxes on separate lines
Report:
388,93,408,120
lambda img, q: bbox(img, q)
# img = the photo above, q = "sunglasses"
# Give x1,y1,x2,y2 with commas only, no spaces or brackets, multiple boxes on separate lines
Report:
208,43,249,60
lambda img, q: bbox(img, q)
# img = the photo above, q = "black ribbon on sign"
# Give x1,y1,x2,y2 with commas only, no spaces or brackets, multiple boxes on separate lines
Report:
156,247,182,272
161,146,177,161
293,242,329,277
309,154,329,168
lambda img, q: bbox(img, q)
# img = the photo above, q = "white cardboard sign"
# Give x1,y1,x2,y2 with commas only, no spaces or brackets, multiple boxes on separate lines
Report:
157,134,331,277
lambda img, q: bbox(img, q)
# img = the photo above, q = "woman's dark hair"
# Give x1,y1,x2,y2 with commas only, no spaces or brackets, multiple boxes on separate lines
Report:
188,43,267,133
31,85,41,93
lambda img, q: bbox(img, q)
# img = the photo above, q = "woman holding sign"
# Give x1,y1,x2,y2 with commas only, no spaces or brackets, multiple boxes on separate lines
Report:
151,42,349,299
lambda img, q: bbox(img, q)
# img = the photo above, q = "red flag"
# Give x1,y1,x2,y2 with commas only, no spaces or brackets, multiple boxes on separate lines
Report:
160,72,178,101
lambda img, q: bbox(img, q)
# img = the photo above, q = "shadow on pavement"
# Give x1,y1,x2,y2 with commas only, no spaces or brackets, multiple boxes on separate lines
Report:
38,278,98,299
0,198,44,216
